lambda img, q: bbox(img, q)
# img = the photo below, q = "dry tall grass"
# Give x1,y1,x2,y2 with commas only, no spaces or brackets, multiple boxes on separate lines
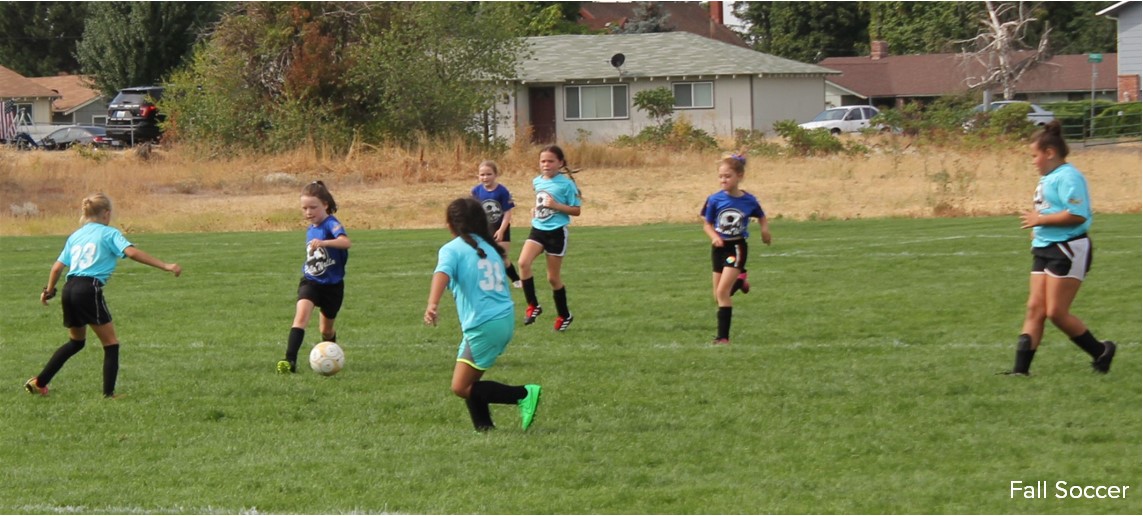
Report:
1,137,1139,236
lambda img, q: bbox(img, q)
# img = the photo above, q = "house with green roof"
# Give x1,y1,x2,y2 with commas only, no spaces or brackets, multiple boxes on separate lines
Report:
494,32,839,144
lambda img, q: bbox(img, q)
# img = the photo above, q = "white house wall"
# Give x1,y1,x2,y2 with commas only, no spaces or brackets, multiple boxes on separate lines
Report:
753,77,828,131
1115,3,1141,77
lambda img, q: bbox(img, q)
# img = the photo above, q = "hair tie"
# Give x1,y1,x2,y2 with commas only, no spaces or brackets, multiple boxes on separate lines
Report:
729,152,746,165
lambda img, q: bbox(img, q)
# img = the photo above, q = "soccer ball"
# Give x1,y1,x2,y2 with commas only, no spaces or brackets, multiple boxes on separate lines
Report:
309,341,345,376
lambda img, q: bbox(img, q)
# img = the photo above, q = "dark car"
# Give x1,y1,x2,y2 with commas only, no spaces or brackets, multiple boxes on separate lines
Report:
39,126,114,150
106,86,164,145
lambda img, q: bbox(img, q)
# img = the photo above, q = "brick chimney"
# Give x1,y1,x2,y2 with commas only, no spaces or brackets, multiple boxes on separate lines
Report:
871,40,889,60
710,1,724,24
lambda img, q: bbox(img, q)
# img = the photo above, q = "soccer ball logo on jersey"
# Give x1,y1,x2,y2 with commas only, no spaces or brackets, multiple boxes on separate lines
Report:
482,199,503,225
1032,184,1047,211
535,191,555,220
717,208,746,236
305,245,335,277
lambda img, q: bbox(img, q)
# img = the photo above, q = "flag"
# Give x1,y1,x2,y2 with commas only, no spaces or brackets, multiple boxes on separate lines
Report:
0,100,18,142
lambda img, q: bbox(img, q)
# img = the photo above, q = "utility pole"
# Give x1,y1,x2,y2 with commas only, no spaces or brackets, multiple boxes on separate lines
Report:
1088,53,1103,137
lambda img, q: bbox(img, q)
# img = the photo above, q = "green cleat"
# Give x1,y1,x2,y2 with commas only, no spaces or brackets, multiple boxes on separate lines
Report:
276,360,295,374
519,384,542,431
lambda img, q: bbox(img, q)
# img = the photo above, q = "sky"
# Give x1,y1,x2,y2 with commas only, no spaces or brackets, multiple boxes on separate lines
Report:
722,1,747,30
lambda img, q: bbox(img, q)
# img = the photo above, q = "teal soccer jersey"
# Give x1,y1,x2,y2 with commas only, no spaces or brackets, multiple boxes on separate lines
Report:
1032,163,1092,247
531,173,581,231
56,222,132,283
434,235,515,331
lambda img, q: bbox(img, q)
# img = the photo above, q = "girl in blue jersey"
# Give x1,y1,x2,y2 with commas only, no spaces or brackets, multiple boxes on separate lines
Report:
278,181,352,374
26,193,182,398
1005,121,1115,375
471,160,521,287
517,145,582,331
424,197,542,431
701,153,771,345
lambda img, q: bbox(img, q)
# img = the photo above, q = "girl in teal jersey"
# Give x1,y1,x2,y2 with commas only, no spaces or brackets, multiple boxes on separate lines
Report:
27,193,182,398
1005,121,1115,375
517,145,582,331
425,197,541,431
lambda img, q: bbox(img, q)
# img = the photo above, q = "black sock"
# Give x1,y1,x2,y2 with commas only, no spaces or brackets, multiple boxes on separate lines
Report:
522,277,538,307
1070,330,1104,359
553,287,570,318
465,398,495,430
285,327,305,371
37,339,85,385
322,332,337,343
730,278,743,296
471,381,528,405
102,344,120,397
505,264,520,283
717,307,732,340
1012,333,1036,374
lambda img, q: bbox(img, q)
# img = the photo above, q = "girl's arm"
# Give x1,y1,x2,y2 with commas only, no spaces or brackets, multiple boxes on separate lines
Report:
703,221,724,247
310,234,352,250
495,209,512,241
41,261,66,305
124,246,182,276
424,271,449,326
758,216,772,245
541,197,581,217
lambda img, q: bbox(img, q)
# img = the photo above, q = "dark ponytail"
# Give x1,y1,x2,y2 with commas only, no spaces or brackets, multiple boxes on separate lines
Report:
445,197,506,260
1031,120,1069,159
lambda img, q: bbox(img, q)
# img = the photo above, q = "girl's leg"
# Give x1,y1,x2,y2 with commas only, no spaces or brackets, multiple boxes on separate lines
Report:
1045,275,1112,366
499,241,520,284
90,322,121,397
29,326,90,392
518,241,545,321
546,255,573,329
281,300,316,372
1009,274,1048,374
713,267,740,342
318,313,337,342
452,362,493,430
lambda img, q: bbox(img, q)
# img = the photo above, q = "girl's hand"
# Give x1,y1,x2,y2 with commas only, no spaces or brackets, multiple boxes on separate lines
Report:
308,238,323,251
711,236,725,247
1019,211,1041,229
494,228,506,242
165,263,182,277
424,305,439,326
40,287,57,306
761,230,772,245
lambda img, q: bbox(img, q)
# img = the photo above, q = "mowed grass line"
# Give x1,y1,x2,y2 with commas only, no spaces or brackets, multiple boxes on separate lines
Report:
1,215,1138,514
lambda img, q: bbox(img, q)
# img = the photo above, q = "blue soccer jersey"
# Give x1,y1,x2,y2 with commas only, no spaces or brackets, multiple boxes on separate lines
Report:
471,183,515,227
532,173,581,231
434,235,515,331
56,222,133,283
701,190,765,240
1032,163,1092,247
303,215,349,284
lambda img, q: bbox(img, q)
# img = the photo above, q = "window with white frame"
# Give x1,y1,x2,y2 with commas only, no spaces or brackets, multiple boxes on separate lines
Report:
91,115,107,126
673,82,713,109
565,84,628,120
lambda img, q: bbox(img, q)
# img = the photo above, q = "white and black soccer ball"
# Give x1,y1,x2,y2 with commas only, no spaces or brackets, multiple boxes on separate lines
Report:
309,341,345,376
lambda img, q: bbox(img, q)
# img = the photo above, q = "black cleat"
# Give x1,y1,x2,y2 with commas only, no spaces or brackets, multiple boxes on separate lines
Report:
1092,341,1116,374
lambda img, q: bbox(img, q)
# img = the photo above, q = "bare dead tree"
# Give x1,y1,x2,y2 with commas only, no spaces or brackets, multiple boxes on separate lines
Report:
957,1,1052,100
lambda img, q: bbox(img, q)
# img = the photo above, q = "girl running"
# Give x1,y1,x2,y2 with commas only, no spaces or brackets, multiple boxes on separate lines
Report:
518,145,582,331
278,181,352,373
701,153,770,345
471,160,521,287
1004,120,1116,375
26,193,182,398
424,197,541,431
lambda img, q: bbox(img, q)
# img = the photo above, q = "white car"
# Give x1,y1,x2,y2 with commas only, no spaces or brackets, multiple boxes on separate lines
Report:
973,101,1056,126
799,106,881,135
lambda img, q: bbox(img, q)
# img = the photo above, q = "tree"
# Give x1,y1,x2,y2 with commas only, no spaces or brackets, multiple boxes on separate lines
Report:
633,87,675,125
1029,2,1116,54
75,2,223,96
614,1,672,34
0,2,88,76
957,1,1051,100
864,2,983,54
733,2,869,62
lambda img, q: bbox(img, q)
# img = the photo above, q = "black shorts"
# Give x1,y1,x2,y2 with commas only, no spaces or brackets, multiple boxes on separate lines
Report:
527,226,569,256
711,239,748,273
61,276,112,328
1032,235,1092,280
490,224,511,243
297,279,345,319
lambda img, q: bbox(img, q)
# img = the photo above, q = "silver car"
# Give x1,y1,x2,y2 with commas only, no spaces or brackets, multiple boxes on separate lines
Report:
799,106,882,135
973,101,1056,126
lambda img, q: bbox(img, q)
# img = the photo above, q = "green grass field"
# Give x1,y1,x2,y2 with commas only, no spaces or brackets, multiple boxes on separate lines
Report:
1,215,1139,514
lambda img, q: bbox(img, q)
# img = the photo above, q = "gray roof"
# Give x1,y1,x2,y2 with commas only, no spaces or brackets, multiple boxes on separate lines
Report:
515,32,839,83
